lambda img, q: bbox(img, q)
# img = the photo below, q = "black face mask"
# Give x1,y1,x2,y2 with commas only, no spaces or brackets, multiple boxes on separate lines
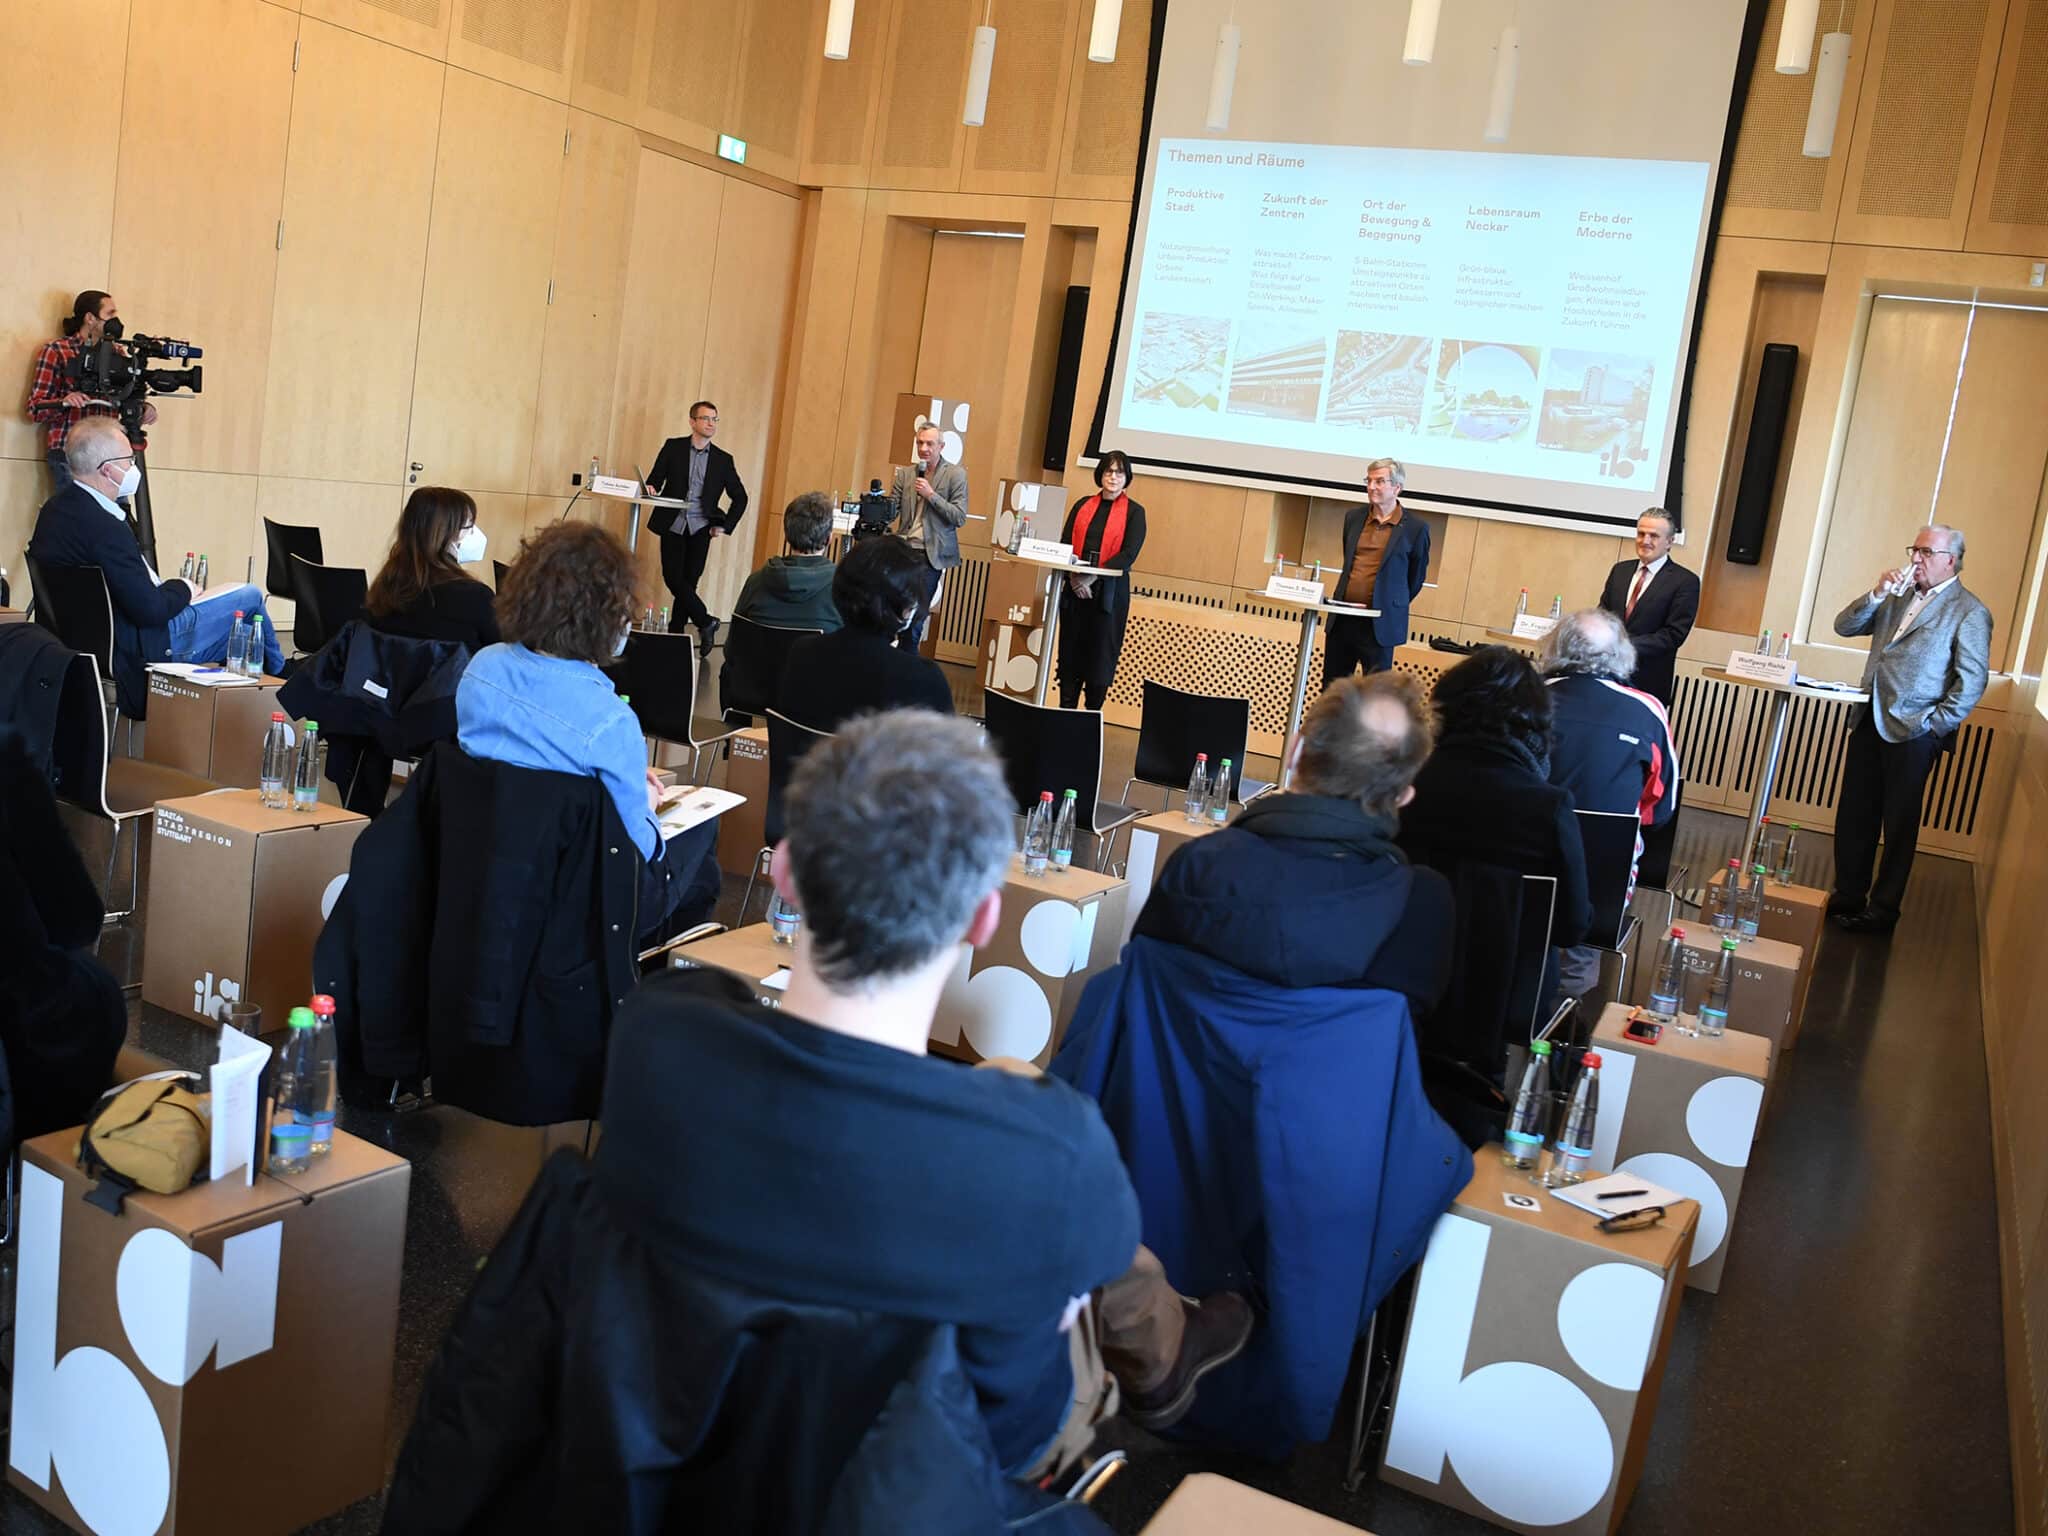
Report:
102,317,124,342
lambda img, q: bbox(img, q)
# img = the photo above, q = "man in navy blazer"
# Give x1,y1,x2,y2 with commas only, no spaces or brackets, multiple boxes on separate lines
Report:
1597,509,1700,708
28,418,282,716
1323,457,1431,687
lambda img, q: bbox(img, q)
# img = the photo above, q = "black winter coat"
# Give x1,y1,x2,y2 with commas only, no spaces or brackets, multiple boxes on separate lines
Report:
278,620,472,815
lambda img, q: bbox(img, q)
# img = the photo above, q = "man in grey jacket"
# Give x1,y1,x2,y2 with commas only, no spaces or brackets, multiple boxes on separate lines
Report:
889,422,969,648
1829,523,1992,934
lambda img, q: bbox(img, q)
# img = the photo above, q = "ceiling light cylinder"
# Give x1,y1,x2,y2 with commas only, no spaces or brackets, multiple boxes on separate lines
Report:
964,24,997,127
824,0,854,60
1404,0,1442,65
1776,0,1821,73
1802,31,1851,157
1087,0,1121,63
1206,23,1241,132
1484,25,1520,142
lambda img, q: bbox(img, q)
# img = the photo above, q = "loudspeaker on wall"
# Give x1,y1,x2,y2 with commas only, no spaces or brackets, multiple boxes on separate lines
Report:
1725,342,1798,566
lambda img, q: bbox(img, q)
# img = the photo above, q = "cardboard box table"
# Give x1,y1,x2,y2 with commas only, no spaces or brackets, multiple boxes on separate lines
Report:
1705,868,1826,1050
715,725,769,876
143,668,290,788
1140,1473,1367,1533
1587,1002,1770,1293
1120,808,1233,943
679,855,1127,1067
1379,1152,1697,1536
0,606,28,624
1627,923,1803,1062
8,1128,409,1536
142,791,367,1034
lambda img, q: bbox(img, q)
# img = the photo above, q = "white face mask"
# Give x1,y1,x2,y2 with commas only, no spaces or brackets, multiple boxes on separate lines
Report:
453,525,487,565
116,463,141,499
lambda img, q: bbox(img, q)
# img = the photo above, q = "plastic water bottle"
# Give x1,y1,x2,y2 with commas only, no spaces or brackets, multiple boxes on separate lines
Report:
1645,925,1687,1024
1776,631,1793,659
180,551,196,582
659,605,671,633
1548,592,1562,620
588,453,600,486
1007,513,1025,555
1514,587,1528,620
1541,1053,1601,1187
247,615,267,676
1705,856,1741,932
1756,627,1772,654
195,553,209,589
293,720,322,811
0,568,9,607
1184,753,1210,824
1697,938,1736,1037
1017,513,1034,549
1737,863,1767,942
226,610,249,674
269,1008,319,1174
1502,1039,1553,1170
768,891,801,943
306,995,339,1155
260,712,292,809
1051,789,1077,872
1207,759,1232,824
1022,791,1054,876
1777,823,1800,883
644,604,657,630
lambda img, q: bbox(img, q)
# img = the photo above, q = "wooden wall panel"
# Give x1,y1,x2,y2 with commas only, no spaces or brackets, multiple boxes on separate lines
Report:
262,19,443,485
303,0,453,57
1721,0,1871,243
857,223,939,487
639,0,744,148
697,177,804,618
572,0,651,120
255,476,405,590
110,0,296,476
732,0,816,181
962,0,1082,196
917,232,1025,539
147,468,264,596
871,0,975,189
1055,0,1147,199
1464,520,1635,630
801,0,889,184
1,461,53,586
767,188,870,533
448,0,582,99
0,0,128,466
408,69,567,492
1968,0,2048,254
1836,0,2010,249
528,110,639,495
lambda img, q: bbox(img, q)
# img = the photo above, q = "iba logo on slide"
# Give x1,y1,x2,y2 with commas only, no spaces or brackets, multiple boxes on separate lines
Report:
9,1163,283,1536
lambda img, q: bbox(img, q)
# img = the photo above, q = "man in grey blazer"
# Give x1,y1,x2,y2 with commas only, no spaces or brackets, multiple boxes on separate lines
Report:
889,422,969,649
1828,523,1992,934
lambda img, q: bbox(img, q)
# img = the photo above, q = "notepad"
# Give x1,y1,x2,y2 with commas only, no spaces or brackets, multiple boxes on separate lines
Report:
148,662,260,687
1552,1171,1682,1221
658,786,745,839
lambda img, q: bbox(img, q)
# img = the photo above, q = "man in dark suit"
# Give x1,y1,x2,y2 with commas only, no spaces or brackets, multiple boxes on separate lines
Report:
646,400,748,651
1597,508,1700,708
27,418,282,717
1323,456,1431,687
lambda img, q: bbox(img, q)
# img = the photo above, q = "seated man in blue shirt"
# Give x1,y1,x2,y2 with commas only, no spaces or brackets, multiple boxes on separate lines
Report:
623,711,1250,1481
27,418,284,715
456,520,719,937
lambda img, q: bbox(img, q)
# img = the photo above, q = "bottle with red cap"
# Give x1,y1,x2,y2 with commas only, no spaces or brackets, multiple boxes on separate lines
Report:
1541,1052,1602,1188
1022,790,1055,876
1645,925,1687,1025
305,994,339,1155
259,712,293,809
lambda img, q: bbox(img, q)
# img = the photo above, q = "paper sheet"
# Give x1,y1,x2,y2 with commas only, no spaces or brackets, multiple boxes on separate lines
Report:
659,786,745,839
1552,1171,1681,1220
759,967,791,991
148,662,260,687
210,1026,272,1185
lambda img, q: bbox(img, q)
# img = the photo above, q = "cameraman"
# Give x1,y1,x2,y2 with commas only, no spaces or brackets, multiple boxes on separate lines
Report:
27,291,156,494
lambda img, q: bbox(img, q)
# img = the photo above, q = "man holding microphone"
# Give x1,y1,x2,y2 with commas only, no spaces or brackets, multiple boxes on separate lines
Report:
889,422,969,649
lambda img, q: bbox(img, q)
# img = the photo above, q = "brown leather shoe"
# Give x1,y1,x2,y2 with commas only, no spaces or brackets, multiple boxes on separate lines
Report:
1122,1291,1255,1431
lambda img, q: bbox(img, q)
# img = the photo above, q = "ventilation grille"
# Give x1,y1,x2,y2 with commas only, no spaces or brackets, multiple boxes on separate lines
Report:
1855,0,1991,219
878,0,971,171
1988,0,2048,227
971,0,1068,174
1111,603,1306,739
935,551,991,661
649,0,740,127
366,0,442,26
578,0,639,96
1724,0,1854,212
461,0,573,70
1067,0,1147,179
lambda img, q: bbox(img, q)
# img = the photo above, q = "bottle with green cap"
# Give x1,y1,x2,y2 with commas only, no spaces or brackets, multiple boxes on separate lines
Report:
1502,1039,1553,1170
1697,938,1737,1038
1050,788,1077,872
269,1007,319,1174
292,720,321,811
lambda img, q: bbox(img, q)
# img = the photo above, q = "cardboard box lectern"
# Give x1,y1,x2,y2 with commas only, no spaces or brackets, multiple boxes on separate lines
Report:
7,1130,409,1536
142,791,366,1033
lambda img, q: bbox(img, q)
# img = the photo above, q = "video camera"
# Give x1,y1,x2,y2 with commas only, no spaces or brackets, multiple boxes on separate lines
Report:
854,477,894,539
64,319,204,436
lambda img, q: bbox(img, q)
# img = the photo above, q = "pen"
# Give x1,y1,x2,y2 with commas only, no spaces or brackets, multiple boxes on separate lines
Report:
1597,1189,1650,1201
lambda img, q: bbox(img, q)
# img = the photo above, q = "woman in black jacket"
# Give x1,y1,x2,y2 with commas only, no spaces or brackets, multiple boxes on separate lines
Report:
364,486,501,649
775,537,956,733
1055,450,1146,710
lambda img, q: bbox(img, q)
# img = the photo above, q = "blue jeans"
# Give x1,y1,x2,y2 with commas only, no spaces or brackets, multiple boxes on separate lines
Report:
168,583,287,673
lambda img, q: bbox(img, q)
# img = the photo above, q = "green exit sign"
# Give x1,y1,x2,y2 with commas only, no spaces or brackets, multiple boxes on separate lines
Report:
717,134,747,165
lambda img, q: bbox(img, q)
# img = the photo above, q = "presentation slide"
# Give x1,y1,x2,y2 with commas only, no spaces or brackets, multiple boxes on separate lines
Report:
1121,141,1709,502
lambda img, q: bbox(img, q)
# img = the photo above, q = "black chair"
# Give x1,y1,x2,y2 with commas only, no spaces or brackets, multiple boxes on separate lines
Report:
718,614,822,728
27,556,133,737
493,560,510,589
614,629,743,784
1120,680,1271,809
287,553,368,657
1574,808,1645,1004
980,690,1142,871
263,517,324,602
739,708,835,920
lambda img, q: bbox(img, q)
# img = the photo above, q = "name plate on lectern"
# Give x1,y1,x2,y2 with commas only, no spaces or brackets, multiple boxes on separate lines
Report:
1724,651,1799,685
592,474,642,497
1511,614,1558,640
1264,575,1328,604
1017,538,1075,564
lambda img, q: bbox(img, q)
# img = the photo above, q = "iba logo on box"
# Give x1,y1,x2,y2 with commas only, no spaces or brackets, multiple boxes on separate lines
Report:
192,969,241,1023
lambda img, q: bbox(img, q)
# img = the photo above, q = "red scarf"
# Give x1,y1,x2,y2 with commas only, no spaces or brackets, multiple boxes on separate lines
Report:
1069,493,1128,565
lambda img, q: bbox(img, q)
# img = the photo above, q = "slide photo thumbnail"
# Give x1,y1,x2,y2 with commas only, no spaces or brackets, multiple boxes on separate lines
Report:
1132,312,1230,413
1325,332,1433,434
1226,325,1330,423
1537,349,1655,459
1426,340,1540,446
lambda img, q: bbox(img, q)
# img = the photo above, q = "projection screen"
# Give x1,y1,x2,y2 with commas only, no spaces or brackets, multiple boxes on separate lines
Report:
1088,0,1757,534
